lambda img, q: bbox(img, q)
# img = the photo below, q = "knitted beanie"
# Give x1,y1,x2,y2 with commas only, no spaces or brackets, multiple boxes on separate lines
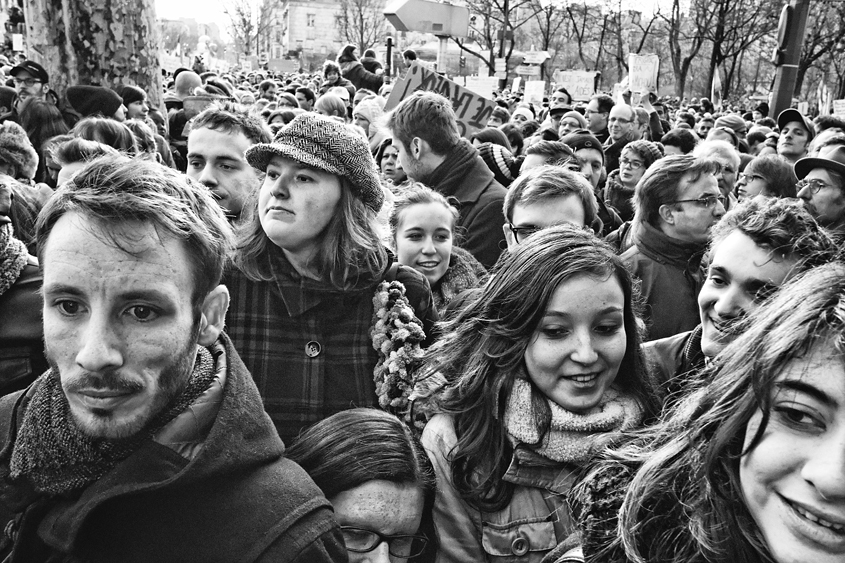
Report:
119,84,146,106
0,121,37,179
624,140,663,168
245,112,384,212
714,113,747,136
561,110,588,129
353,97,383,124
477,142,516,187
561,131,605,162
66,85,123,118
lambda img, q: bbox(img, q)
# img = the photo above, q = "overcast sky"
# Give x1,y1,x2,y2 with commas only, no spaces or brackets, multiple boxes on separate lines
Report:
155,0,230,37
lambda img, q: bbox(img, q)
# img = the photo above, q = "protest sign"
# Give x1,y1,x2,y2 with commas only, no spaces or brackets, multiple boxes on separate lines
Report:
385,63,496,137
463,76,499,100
628,54,659,95
268,59,299,73
523,80,545,104
833,99,845,116
511,76,522,93
554,70,596,101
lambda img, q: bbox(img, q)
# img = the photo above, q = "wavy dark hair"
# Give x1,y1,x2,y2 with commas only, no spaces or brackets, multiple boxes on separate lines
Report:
576,261,845,563
286,408,438,563
422,224,658,512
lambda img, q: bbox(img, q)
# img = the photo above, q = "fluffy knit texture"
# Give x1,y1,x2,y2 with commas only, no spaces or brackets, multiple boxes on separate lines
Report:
10,346,216,496
431,246,487,314
503,378,643,463
0,223,27,296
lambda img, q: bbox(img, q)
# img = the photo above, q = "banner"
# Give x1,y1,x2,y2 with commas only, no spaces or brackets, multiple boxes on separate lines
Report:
268,59,300,73
385,63,496,137
628,54,659,95
523,80,545,104
554,70,596,101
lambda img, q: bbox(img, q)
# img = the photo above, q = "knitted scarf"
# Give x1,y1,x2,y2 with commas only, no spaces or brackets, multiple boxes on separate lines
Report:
503,378,643,463
10,346,216,496
0,223,27,296
432,247,487,314
422,139,481,197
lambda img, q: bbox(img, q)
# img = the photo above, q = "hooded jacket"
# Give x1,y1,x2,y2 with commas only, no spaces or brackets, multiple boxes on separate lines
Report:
0,334,346,563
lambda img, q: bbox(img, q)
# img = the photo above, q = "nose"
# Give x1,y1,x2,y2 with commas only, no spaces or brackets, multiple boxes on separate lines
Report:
570,328,599,365
362,541,392,563
714,199,726,217
797,183,811,200
711,284,745,319
75,311,123,373
421,236,436,254
801,426,845,502
197,163,217,187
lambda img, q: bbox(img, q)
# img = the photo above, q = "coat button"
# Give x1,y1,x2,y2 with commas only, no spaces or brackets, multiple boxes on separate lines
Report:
511,536,529,556
305,341,321,358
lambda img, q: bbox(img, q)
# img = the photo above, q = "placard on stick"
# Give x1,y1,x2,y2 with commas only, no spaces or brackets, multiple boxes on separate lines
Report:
385,63,496,138
628,54,659,95
554,70,596,101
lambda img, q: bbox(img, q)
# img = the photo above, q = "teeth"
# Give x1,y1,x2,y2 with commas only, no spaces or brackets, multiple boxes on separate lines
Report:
794,504,845,532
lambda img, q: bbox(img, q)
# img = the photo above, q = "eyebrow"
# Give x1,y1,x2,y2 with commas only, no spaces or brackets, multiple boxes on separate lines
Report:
43,284,173,304
42,283,84,298
776,379,837,408
544,306,623,318
186,153,242,162
709,265,778,296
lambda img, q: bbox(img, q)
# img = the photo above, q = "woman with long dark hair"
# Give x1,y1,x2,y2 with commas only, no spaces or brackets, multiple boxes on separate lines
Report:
419,225,659,562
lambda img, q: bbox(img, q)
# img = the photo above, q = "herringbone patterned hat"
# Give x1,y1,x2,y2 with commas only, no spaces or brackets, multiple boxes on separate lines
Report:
245,112,384,212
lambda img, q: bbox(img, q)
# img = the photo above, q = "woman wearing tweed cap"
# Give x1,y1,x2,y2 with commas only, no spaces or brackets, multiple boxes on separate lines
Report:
224,112,437,444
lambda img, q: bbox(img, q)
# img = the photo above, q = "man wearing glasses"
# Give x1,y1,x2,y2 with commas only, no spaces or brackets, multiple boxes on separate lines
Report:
795,144,845,241
584,93,613,144
620,154,726,340
603,103,638,173
9,60,49,108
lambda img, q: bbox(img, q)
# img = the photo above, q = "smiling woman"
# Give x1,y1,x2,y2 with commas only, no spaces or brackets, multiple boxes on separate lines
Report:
574,261,845,563
416,225,658,562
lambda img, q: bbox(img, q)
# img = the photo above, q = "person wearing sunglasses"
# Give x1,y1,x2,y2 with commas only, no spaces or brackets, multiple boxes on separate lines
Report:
9,61,49,110
287,409,437,563
620,154,726,340
795,144,845,241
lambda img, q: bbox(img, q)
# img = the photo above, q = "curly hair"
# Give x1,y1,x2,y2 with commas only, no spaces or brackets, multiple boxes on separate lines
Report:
422,225,658,512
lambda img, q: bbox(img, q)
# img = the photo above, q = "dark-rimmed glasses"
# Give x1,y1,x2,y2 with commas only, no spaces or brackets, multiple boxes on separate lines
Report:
668,194,726,209
508,224,543,243
13,77,41,87
619,157,644,170
340,526,428,558
797,178,835,194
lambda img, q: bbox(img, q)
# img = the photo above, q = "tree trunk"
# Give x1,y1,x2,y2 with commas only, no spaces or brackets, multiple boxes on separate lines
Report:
22,0,163,108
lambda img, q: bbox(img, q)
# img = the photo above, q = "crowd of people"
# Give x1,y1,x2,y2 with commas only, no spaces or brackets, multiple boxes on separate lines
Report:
0,43,843,563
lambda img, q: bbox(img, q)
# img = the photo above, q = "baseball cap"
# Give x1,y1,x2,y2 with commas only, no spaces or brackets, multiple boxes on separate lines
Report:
777,108,815,141
10,61,48,83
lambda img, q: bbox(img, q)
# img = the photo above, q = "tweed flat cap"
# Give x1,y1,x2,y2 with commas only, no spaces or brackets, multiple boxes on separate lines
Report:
245,112,384,212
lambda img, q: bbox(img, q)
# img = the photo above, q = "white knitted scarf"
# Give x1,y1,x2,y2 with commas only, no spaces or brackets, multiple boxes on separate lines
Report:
503,378,643,463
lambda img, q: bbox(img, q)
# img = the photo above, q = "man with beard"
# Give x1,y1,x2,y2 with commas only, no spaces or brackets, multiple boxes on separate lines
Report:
644,198,835,407
795,144,845,241
385,91,507,268
0,156,345,563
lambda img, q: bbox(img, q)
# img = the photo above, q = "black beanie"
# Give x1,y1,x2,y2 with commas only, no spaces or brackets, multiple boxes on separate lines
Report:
119,84,146,106
67,85,123,118
561,130,605,162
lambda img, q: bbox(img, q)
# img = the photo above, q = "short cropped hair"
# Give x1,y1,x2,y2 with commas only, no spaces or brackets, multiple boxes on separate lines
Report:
295,86,315,105
190,105,272,145
634,154,721,228
35,156,234,309
591,94,614,114
403,49,417,61
258,79,275,94
386,91,460,155
503,164,597,227
709,198,836,271
525,140,574,162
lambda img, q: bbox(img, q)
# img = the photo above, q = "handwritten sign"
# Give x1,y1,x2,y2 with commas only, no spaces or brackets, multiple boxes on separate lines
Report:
268,59,299,73
523,80,545,104
833,99,845,116
385,63,496,138
628,54,659,95
463,76,499,100
554,70,596,101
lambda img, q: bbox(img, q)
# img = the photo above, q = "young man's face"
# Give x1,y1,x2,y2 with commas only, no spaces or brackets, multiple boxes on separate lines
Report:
698,230,798,357
41,214,205,440
504,194,587,250
778,121,811,160
664,173,725,244
584,100,608,133
12,69,47,103
295,91,313,111
186,127,260,219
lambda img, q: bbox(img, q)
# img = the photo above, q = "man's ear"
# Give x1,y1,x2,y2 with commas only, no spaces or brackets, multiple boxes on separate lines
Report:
502,222,516,251
197,284,230,346
658,203,676,226
410,136,426,159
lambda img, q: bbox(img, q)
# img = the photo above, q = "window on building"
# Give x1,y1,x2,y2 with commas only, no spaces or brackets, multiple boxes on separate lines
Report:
307,14,315,27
